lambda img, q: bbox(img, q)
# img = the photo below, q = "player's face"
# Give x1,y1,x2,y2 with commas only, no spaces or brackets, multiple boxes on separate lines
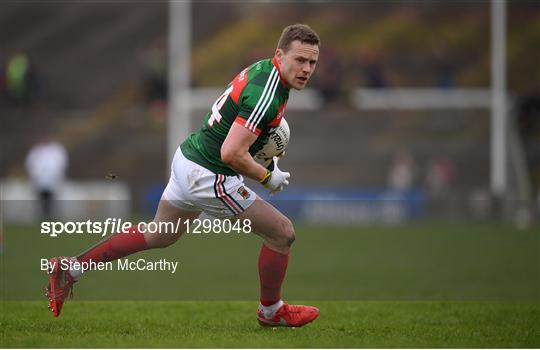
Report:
276,40,319,90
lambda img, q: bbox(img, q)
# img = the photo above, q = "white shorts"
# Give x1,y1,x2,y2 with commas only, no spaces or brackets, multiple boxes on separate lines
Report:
162,148,257,218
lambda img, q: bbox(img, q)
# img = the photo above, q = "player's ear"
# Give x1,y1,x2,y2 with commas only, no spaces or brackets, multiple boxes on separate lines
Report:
275,48,284,62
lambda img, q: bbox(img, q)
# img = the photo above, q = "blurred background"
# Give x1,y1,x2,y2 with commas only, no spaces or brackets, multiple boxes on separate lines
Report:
0,1,538,301
1,1,540,220
1,0,539,223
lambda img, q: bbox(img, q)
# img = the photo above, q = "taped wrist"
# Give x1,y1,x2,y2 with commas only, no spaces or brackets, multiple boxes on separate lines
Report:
260,169,272,185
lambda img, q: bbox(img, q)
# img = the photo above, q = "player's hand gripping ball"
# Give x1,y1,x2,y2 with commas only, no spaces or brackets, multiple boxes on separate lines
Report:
255,118,290,165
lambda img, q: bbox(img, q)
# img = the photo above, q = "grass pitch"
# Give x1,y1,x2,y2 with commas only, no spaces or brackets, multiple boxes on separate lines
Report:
1,300,538,348
1,222,538,347
2,222,539,301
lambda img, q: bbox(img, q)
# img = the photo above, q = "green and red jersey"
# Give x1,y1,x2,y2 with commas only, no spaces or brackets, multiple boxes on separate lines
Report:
181,57,290,175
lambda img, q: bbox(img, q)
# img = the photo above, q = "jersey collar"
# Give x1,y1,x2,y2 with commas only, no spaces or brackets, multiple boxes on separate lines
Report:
272,56,289,89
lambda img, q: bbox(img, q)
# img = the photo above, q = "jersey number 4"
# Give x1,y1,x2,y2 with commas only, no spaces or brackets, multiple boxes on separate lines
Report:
208,85,233,127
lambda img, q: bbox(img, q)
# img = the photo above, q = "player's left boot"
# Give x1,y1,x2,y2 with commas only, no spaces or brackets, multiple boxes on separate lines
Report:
46,256,76,317
257,303,319,327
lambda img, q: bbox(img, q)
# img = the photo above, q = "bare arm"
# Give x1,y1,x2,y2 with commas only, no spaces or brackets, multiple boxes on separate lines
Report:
221,123,268,182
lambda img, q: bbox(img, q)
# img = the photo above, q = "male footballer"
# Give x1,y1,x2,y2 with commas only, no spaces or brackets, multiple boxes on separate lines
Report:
47,23,320,327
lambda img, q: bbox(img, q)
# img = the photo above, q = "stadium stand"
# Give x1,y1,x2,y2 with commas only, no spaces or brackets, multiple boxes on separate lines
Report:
2,2,538,216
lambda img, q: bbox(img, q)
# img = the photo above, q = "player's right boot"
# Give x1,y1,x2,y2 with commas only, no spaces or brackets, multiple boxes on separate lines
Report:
46,257,76,317
257,303,319,327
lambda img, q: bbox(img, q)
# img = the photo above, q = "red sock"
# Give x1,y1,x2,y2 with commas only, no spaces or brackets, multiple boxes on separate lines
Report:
258,244,289,306
77,226,148,268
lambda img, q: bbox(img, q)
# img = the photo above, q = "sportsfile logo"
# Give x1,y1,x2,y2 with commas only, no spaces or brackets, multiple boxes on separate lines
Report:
41,218,158,237
41,218,252,237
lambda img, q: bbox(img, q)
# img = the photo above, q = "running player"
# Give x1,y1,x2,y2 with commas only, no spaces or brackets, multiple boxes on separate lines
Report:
47,23,320,327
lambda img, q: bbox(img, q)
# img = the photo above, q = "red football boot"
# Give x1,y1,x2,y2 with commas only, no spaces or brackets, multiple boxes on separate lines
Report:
46,257,75,317
257,303,319,327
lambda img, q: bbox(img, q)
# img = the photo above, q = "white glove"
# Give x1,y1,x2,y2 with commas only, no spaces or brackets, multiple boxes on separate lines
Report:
260,156,290,195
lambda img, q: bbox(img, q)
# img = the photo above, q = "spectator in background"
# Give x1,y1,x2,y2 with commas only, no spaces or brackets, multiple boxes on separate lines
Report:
25,137,68,218
139,37,167,102
6,53,40,106
310,44,343,105
138,36,168,121
387,150,417,192
432,44,455,88
516,84,540,199
425,157,455,197
362,50,387,88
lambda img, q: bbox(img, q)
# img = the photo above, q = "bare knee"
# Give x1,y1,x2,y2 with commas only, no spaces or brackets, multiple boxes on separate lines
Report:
273,217,295,249
283,218,296,247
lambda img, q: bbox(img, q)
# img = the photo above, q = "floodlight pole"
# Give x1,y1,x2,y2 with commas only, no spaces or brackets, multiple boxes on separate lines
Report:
168,0,191,170
490,0,507,204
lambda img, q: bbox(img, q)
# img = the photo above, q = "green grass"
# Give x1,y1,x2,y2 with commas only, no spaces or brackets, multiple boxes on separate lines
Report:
1,301,538,348
1,222,539,347
1,223,539,300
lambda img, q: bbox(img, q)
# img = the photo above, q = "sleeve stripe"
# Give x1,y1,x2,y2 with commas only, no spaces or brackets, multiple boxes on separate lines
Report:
251,71,280,132
246,68,277,131
245,69,275,128
246,68,278,131
234,116,261,135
